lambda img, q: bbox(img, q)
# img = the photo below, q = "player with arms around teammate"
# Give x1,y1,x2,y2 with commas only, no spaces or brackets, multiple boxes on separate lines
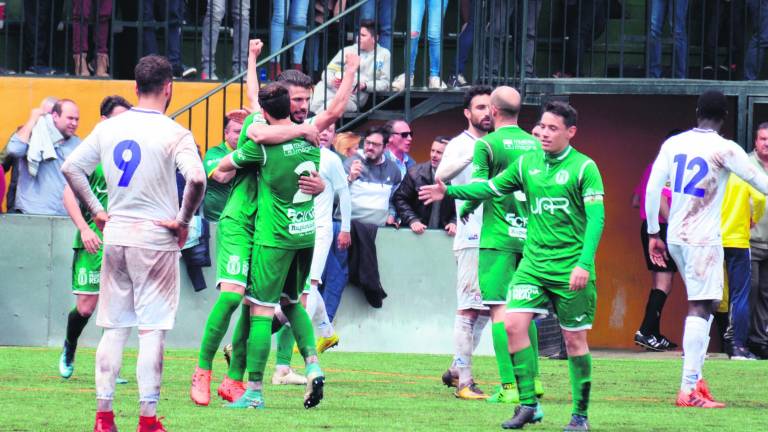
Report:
435,85,492,398
190,39,326,406
62,55,206,432
461,86,543,404
421,101,605,431
645,90,768,408
59,95,132,381
218,83,320,410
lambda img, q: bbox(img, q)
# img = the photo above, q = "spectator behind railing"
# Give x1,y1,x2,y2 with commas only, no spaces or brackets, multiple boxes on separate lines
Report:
142,0,196,79
310,20,391,114
200,0,250,80
481,0,542,81
702,0,743,79
393,136,456,235
393,0,449,90
4,99,81,215
72,0,113,77
648,0,689,78
359,0,396,52
332,131,361,159
554,0,606,78
23,0,58,75
745,0,768,80
270,0,311,77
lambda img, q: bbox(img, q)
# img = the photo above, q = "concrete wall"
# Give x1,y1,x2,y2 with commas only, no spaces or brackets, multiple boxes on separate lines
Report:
0,214,494,354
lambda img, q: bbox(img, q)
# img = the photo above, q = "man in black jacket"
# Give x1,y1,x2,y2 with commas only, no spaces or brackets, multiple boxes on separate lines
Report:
394,137,457,235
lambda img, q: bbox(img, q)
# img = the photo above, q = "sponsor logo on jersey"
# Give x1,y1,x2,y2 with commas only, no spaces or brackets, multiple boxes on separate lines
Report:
529,168,541,176
288,208,316,235
505,212,527,238
555,170,570,184
531,197,571,215
510,285,540,301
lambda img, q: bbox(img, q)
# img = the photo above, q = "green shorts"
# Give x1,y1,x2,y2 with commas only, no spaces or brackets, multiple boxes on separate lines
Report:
216,216,255,288
508,258,597,330
72,248,102,294
246,245,313,307
478,249,521,305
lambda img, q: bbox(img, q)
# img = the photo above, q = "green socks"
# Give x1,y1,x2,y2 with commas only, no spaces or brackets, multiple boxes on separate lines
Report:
492,321,516,385
246,316,273,384
528,321,540,378
283,304,318,359
227,304,250,381
275,326,296,366
568,353,592,417
198,292,242,370
510,345,538,405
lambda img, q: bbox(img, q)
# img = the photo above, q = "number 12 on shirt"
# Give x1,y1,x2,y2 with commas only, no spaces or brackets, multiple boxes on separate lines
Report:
672,153,708,198
113,140,142,187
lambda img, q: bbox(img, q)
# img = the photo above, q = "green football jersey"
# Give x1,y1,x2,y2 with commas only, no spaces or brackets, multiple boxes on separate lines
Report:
448,146,605,282
219,111,266,223
471,125,539,252
202,141,235,221
232,133,320,249
72,164,108,249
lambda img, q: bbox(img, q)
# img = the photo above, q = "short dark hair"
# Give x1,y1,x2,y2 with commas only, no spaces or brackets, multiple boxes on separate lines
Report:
224,109,248,130
360,20,378,37
364,125,389,145
463,85,492,109
99,95,132,118
258,83,291,120
757,122,768,133
383,119,408,142
434,136,451,144
696,90,728,121
134,55,173,95
277,69,313,89
543,101,578,128
52,99,76,116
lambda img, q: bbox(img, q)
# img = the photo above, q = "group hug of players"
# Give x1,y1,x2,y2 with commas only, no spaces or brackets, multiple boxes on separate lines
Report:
56,34,766,431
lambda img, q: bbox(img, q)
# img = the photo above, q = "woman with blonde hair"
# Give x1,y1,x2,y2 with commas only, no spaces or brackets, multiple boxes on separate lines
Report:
332,132,361,159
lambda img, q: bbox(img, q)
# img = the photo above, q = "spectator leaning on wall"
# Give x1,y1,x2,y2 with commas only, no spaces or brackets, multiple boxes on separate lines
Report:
393,136,456,235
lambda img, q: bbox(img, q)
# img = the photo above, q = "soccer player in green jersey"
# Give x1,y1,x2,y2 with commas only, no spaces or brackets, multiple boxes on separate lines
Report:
59,95,132,380
421,101,605,431
462,86,543,404
190,39,334,406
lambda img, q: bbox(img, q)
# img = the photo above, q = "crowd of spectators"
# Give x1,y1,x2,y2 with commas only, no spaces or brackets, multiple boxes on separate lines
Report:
9,1,768,85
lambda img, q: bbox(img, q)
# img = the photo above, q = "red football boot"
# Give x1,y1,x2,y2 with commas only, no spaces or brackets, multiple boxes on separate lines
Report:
94,411,117,432
137,416,166,432
217,376,246,402
190,367,212,406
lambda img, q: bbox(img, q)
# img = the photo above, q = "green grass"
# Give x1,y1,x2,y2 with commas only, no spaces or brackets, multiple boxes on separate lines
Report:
0,347,766,431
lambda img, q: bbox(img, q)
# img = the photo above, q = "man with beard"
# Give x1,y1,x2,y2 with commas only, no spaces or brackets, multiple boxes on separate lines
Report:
434,85,494,399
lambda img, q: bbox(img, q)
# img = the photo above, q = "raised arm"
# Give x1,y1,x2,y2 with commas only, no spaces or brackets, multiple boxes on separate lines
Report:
246,39,263,113
313,53,361,132
16,108,45,144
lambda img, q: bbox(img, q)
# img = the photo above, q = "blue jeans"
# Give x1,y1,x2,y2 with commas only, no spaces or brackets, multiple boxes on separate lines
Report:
142,0,183,70
270,0,310,65
648,0,688,78
454,0,474,75
360,0,395,52
320,221,349,322
745,0,768,80
726,247,752,348
408,0,449,76
201,0,250,76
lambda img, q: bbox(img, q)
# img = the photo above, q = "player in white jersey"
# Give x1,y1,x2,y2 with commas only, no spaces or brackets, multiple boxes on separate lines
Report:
646,90,768,409
434,85,493,399
62,55,206,432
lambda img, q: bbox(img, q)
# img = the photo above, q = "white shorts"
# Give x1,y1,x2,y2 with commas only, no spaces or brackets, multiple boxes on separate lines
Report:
455,248,487,311
97,245,181,331
309,224,334,283
668,243,724,301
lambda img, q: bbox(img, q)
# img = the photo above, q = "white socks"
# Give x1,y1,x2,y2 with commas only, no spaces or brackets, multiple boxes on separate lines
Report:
473,314,490,351
681,316,709,392
95,327,131,411
453,315,475,387
137,330,166,417
309,283,335,338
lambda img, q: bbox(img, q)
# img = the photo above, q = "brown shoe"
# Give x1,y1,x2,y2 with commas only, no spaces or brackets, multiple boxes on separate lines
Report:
95,53,109,77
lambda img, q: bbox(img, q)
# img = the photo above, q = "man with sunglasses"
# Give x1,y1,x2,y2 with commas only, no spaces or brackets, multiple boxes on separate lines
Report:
384,119,415,178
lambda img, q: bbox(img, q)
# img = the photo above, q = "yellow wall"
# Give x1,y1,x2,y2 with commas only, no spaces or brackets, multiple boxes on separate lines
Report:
0,76,250,210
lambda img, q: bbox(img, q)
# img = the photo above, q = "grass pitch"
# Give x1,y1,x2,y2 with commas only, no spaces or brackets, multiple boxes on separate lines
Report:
0,347,766,431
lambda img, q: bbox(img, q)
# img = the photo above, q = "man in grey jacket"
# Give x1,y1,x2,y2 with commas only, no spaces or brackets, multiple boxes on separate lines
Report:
310,20,390,114
750,122,768,359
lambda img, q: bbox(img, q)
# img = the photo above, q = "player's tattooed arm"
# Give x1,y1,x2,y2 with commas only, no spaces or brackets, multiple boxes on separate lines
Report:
62,185,102,254
313,53,361,132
